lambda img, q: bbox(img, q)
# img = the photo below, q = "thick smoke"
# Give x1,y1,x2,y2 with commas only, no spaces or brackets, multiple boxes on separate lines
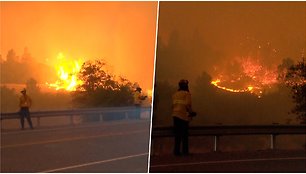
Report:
152,2,306,152
154,1,306,126
156,1,306,84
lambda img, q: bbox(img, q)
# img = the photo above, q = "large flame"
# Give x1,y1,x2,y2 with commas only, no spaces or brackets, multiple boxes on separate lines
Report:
211,79,254,93
211,57,278,98
46,53,83,91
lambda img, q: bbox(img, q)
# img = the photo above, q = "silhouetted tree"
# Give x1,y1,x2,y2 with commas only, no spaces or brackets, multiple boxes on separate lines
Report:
192,72,219,124
6,49,19,63
21,47,33,63
26,78,40,95
152,80,176,126
73,59,136,108
77,59,121,92
285,58,306,124
278,57,294,82
1,48,54,84
1,49,21,83
0,86,19,112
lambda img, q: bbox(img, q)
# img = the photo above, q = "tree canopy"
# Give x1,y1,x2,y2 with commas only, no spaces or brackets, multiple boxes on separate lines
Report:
285,58,306,124
73,59,139,107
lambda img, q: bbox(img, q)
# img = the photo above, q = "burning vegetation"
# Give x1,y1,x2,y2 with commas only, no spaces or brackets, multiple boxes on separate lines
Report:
46,53,84,91
0,49,150,111
211,56,279,98
153,28,305,125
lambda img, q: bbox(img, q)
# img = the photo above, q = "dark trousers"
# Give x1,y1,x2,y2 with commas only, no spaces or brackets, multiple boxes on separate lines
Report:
173,117,189,155
19,107,33,129
133,104,141,119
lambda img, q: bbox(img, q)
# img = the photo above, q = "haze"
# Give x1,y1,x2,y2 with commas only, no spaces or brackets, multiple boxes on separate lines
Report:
156,1,306,83
1,1,158,91
153,1,306,126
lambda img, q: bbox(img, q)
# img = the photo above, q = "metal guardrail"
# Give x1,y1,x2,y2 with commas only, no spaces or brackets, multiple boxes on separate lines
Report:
1,106,151,127
152,125,306,152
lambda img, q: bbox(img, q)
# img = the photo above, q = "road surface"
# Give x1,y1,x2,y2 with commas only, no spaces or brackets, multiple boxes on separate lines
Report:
1,120,151,172
2,119,305,172
150,150,306,172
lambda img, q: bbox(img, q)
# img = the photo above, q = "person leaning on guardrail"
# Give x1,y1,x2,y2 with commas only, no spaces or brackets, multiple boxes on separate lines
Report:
19,88,34,130
133,87,147,119
172,79,196,156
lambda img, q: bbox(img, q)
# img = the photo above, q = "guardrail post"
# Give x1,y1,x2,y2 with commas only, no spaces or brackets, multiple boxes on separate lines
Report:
270,134,276,150
214,135,219,152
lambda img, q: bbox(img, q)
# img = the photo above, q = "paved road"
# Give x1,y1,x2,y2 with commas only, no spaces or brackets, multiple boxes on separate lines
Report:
2,120,305,172
1,120,151,172
150,150,306,172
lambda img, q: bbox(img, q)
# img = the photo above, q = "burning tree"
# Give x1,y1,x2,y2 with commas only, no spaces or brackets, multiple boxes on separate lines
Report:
285,58,306,124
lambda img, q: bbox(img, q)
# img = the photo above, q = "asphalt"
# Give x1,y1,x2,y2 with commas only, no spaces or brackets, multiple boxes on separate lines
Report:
1,120,151,173
149,149,306,172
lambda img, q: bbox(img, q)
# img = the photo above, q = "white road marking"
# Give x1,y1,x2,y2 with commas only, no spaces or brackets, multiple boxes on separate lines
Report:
40,153,148,172
150,156,306,168
1,129,147,148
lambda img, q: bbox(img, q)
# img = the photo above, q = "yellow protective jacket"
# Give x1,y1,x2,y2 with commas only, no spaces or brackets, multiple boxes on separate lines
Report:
19,94,32,108
172,90,192,121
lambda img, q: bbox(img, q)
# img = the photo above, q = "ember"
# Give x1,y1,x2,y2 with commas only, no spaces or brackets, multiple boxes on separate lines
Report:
211,56,278,97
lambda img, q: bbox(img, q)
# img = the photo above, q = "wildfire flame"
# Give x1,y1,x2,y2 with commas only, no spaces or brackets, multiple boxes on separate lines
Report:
211,79,254,93
211,57,277,98
46,53,84,91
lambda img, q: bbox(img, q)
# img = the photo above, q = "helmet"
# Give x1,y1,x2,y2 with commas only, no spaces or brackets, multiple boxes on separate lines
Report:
21,88,26,93
178,79,189,91
179,79,188,85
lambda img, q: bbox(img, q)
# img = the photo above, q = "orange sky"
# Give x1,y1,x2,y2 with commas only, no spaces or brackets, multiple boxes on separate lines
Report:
0,1,158,91
155,1,306,84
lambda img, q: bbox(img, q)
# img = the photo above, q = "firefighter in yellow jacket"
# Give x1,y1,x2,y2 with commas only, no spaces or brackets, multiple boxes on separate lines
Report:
172,79,196,156
19,88,33,129
133,87,147,119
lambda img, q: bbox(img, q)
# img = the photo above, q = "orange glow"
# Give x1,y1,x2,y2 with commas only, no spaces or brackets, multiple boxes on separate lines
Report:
46,53,83,91
240,57,278,85
211,79,252,93
147,89,153,97
1,2,157,91
247,86,253,91
211,57,279,97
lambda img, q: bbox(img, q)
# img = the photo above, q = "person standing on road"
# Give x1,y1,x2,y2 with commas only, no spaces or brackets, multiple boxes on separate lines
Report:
19,88,33,129
172,79,196,156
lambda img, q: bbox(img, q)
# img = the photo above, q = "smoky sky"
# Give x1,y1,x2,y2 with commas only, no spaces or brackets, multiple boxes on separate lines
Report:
156,1,306,84
1,1,157,91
